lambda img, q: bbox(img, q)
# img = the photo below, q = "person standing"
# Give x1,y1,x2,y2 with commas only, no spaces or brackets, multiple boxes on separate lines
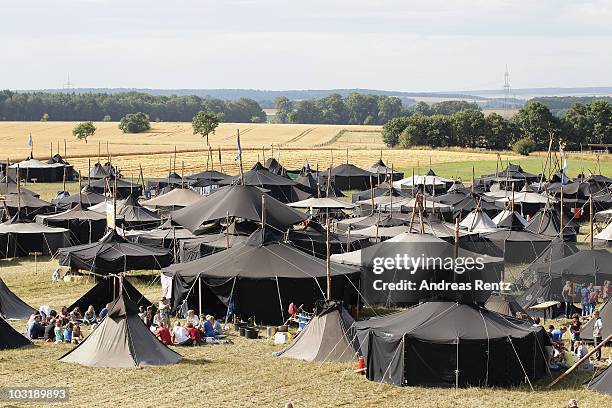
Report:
569,314,581,351
592,310,603,361
581,283,591,317
562,281,574,318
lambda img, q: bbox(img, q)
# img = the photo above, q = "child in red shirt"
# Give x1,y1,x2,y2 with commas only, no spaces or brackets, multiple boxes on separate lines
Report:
156,323,172,346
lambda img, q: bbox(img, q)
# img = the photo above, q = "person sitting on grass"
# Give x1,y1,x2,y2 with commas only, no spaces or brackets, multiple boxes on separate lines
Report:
551,326,566,343
83,305,97,325
99,303,110,321
54,320,64,344
186,310,199,327
44,315,57,342
171,321,192,346
152,310,163,328
70,306,82,322
63,322,73,343
156,322,172,346
202,315,216,338
27,314,45,339
72,324,83,344
143,306,155,329
186,322,202,345
58,306,69,325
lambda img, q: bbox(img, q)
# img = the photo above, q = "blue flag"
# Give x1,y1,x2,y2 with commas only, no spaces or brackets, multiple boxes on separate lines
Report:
305,159,310,173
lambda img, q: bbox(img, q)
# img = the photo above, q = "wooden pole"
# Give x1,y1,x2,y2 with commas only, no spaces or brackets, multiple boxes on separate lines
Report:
238,129,244,184
16,164,21,211
547,334,612,388
326,208,331,301
64,139,67,159
62,166,66,193
226,211,230,249
389,164,394,219
560,186,564,238
261,194,266,232
589,194,594,250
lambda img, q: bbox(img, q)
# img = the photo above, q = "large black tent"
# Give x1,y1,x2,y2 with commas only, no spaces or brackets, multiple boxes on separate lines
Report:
0,175,38,197
525,206,579,241
277,301,358,362
171,185,307,233
68,276,152,314
322,164,375,191
366,159,404,182
8,158,73,182
177,220,258,262
2,192,54,218
479,230,552,264
161,229,360,325
263,157,288,176
37,203,107,245
115,195,161,230
140,188,203,212
57,229,173,274
0,212,70,258
484,294,533,322
235,162,306,203
351,182,406,203
0,278,36,319
59,289,181,368
287,222,370,259
89,178,142,199
0,316,31,350
355,301,549,387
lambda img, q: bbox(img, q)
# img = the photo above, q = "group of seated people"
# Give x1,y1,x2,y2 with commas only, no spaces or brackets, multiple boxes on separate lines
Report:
546,317,594,371
150,309,231,346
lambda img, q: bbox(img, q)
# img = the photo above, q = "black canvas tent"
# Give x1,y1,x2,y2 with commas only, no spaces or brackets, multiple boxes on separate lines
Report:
0,212,70,258
277,301,358,362
351,182,406,203
37,203,107,245
8,158,73,182
287,222,370,259
177,220,257,262
140,188,203,212
355,301,549,387
52,185,106,210
115,195,160,230
68,276,152,314
525,206,579,241
366,159,404,182
59,289,181,368
57,229,173,274
322,164,375,191
235,162,306,203
89,178,142,199
484,294,533,322
0,316,31,349
586,361,612,396
171,185,307,233
161,229,360,325
0,277,36,319
263,157,288,176
2,192,54,218
479,230,552,264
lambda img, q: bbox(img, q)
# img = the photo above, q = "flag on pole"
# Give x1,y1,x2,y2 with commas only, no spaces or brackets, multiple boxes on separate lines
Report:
560,144,569,185
27,133,33,147
234,131,242,161
305,159,310,173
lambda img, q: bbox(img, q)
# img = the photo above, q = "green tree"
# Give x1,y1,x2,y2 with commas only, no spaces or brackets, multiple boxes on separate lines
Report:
431,100,479,115
411,101,431,116
274,96,294,124
513,101,559,149
192,110,220,145
485,113,517,150
382,116,412,147
72,121,96,144
587,100,612,145
318,93,349,124
345,93,378,124
451,109,486,148
512,137,536,156
399,114,430,147
377,96,403,124
563,103,590,149
119,112,151,133
427,115,454,147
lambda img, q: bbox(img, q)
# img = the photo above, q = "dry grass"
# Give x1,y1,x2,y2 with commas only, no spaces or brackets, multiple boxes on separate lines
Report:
1,257,611,408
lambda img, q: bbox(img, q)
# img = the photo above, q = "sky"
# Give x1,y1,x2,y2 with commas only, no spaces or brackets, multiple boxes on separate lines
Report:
1,0,612,92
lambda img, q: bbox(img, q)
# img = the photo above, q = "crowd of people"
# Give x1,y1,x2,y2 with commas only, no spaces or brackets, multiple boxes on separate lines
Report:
546,310,605,371
562,280,612,318
25,304,97,344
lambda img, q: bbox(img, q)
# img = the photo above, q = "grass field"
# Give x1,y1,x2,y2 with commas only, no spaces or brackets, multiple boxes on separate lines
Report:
1,257,610,408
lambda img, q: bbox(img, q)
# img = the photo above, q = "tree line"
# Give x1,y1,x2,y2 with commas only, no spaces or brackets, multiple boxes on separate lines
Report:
274,93,479,125
0,90,267,123
383,99,612,153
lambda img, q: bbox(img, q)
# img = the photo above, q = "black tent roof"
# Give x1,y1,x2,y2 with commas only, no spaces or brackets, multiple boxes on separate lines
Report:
525,206,579,239
52,185,106,209
452,193,500,217
484,294,533,322
57,229,173,274
116,195,161,230
585,355,612,395
0,176,39,197
492,210,529,230
0,316,31,349
0,278,36,319
531,249,612,280
238,162,295,186
171,185,307,232
186,169,230,181
264,158,288,176
323,163,374,178
68,276,152,314
60,288,181,368
89,177,142,198
355,301,548,387
351,182,406,203
295,172,319,195
366,159,404,180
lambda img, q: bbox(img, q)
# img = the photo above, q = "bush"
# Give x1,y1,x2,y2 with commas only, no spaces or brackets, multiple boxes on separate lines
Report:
119,112,151,133
512,137,536,156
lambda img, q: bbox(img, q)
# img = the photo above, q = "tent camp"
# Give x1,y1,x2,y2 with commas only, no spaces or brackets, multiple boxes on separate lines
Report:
366,159,404,182
52,185,106,210
459,209,498,233
0,212,70,258
161,229,360,325
525,206,579,241
57,229,173,274
68,276,152,314
0,316,31,350
355,301,549,387
89,178,142,199
277,301,358,362
59,289,181,368
8,158,72,182
0,277,36,319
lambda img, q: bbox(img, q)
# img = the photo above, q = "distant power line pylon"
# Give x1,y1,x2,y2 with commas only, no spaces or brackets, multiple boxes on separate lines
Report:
63,73,73,90
503,65,511,111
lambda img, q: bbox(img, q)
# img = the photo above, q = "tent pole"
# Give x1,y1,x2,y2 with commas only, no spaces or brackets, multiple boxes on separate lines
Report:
326,207,331,301
198,275,202,317
589,194,593,250
560,186,564,239
261,194,266,233
63,166,66,193
78,171,82,209
17,164,21,211
226,211,230,249
389,164,394,219
370,176,374,215
238,129,244,185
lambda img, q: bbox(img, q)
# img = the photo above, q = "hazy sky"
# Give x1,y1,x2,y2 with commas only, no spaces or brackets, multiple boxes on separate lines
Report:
2,0,611,91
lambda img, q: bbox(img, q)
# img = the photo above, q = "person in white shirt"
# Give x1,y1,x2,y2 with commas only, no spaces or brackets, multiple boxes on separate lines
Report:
592,310,603,361
171,321,192,346
186,310,199,327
